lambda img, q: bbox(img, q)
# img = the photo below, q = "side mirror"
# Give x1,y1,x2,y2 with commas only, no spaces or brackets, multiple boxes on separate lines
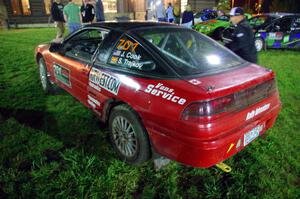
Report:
49,42,63,53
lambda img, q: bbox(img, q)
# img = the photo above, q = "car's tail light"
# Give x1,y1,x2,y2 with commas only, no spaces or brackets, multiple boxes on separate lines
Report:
182,78,277,122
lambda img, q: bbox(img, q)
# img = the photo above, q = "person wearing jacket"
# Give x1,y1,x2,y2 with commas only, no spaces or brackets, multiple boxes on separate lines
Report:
51,0,65,39
81,0,95,23
225,7,257,63
181,4,194,28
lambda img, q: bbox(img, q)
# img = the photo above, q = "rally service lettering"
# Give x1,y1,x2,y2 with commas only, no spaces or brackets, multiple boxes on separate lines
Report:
144,83,186,105
89,68,121,95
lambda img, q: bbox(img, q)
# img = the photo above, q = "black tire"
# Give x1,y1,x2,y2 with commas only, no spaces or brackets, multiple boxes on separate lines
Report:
38,57,55,94
108,104,151,164
255,38,265,52
211,27,224,40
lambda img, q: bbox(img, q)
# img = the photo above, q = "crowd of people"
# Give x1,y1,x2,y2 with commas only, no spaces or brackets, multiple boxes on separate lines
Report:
50,0,197,39
152,2,195,28
51,0,105,39
50,1,256,64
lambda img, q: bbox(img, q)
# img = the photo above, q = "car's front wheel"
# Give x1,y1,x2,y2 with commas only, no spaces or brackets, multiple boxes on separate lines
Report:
39,57,54,93
255,38,265,52
109,104,151,164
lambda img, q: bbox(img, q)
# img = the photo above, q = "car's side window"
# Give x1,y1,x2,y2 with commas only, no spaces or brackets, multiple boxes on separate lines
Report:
106,35,166,75
96,31,122,64
63,29,109,62
273,18,293,32
292,17,300,30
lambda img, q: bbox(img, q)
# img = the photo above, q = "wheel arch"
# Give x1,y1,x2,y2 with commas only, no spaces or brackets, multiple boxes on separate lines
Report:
36,53,43,64
105,99,154,160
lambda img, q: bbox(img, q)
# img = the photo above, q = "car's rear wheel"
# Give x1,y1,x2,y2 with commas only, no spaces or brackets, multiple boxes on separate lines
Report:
255,38,265,52
109,104,151,164
39,57,54,93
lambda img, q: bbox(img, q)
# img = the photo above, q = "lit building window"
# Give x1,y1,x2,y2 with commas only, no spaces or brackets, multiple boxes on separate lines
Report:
103,0,117,13
44,0,52,15
21,0,31,15
11,0,31,15
11,0,22,15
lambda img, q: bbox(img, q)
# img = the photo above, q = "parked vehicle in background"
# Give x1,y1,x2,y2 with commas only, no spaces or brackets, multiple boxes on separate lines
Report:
253,13,300,51
194,15,230,40
194,13,252,40
35,22,281,168
194,9,217,24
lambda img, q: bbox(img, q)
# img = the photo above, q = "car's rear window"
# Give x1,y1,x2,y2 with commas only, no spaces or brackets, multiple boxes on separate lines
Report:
135,28,244,76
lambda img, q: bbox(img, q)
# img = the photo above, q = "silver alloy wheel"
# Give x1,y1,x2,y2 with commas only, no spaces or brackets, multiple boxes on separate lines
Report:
39,59,47,90
112,116,137,158
255,38,264,52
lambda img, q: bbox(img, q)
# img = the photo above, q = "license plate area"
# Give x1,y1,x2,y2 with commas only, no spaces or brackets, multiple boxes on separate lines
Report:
244,124,264,146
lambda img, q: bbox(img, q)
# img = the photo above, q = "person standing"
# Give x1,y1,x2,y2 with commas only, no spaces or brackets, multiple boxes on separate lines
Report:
51,0,65,39
173,1,181,24
225,7,257,63
155,1,166,22
81,0,95,23
92,0,105,22
63,0,82,33
181,4,194,28
166,3,174,23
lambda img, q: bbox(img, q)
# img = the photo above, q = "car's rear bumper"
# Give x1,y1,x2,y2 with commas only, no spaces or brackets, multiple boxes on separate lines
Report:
148,102,281,168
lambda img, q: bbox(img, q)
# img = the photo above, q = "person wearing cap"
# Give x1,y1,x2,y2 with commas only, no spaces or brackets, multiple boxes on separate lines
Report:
225,7,257,63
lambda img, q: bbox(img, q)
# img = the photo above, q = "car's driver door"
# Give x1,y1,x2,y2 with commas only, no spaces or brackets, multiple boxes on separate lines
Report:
50,28,109,106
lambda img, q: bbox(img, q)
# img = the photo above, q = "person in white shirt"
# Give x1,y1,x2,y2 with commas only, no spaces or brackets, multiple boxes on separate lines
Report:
155,1,166,22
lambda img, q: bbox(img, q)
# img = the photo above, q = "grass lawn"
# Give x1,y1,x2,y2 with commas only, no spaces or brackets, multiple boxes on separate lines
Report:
0,28,299,199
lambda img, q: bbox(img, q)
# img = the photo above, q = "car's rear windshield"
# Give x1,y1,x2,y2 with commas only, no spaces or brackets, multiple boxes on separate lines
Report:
135,28,244,76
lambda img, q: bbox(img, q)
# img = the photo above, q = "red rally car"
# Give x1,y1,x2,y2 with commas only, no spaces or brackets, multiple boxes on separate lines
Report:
35,22,281,168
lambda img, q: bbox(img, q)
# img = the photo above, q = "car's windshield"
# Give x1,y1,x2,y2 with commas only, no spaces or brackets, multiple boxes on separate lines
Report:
135,28,244,76
250,15,276,26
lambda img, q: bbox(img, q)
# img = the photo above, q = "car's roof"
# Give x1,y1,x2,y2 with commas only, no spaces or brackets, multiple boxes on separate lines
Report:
261,12,300,18
84,21,178,31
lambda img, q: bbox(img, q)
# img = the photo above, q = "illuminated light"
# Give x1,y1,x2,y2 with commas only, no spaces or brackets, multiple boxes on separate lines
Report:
155,0,162,6
227,143,235,153
206,55,221,65
118,75,141,91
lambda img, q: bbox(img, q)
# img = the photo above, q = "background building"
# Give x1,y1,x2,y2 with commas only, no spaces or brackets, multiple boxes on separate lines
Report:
1,0,217,28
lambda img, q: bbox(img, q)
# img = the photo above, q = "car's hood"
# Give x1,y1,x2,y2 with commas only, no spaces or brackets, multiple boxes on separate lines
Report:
195,19,229,27
184,63,275,98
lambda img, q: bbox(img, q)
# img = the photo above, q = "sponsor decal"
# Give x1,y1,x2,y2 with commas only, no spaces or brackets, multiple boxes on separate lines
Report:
246,103,270,120
88,95,100,106
144,83,187,105
89,68,121,95
109,37,144,70
269,32,283,40
117,39,139,51
87,99,96,109
53,64,71,87
113,50,121,56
